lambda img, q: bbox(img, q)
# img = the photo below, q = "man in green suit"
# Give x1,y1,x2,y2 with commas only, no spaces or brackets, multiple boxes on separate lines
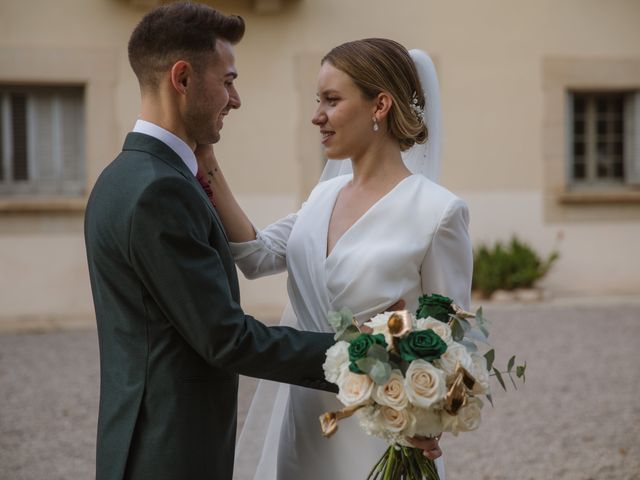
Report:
84,3,337,479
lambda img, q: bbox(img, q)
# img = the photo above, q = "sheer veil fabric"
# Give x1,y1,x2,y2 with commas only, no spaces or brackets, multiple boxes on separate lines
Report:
233,50,446,480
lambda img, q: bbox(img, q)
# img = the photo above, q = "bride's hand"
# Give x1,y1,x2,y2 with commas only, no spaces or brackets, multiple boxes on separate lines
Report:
194,144,219,171
406,434,443,460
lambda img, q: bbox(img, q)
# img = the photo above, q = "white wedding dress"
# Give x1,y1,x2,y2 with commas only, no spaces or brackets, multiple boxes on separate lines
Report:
231,173,473,479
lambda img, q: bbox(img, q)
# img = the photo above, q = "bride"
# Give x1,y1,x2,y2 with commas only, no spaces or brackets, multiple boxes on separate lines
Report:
197,38,472,479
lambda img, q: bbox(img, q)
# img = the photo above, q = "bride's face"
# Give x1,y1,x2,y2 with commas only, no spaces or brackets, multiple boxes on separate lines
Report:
312,62,377,160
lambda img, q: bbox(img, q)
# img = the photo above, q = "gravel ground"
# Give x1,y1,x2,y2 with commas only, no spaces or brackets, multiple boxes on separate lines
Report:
1,300,639,480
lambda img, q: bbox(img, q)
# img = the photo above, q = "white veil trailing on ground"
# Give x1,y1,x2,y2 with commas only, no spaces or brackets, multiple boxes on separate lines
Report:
319,49,442,183
234,49,444,480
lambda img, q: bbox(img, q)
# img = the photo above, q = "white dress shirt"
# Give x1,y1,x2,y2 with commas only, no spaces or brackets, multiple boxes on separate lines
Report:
133,119,198,176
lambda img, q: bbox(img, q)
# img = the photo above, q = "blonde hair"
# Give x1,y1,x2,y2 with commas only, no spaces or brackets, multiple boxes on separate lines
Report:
322,38,427,151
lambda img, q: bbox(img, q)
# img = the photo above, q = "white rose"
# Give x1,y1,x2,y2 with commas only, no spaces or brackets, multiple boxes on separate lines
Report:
378,406,416,434
404,359,447,408
411,405,444,438
470,355,491,395
436,343,473,378
322,341,350,384
415,317,453,345
337,370,375,408
442,397,483,435
372,369,409,410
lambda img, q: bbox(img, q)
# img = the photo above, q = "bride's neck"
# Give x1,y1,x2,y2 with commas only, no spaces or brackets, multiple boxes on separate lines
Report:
350,140,410,188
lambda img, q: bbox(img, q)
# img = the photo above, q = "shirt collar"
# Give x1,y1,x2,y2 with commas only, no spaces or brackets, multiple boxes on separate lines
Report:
132,119,198,176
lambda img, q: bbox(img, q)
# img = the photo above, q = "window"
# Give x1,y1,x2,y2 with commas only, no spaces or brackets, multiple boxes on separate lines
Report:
0,85,85,196
568,91,640,190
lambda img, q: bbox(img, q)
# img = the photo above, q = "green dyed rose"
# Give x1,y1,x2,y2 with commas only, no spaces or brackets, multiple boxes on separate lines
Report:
348,333,387,373
416,293,455,322
398,329,447,362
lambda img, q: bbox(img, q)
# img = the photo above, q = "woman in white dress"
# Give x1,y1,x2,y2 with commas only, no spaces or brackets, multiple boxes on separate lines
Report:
197,38,472,479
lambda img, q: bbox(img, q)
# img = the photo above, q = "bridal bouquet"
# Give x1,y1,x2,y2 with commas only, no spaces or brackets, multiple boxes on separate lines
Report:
319,294,526,480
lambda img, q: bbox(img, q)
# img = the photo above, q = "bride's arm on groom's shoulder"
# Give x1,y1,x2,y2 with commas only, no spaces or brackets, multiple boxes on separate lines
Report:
420,197,473,310
195,144,298,279
194,144,255,242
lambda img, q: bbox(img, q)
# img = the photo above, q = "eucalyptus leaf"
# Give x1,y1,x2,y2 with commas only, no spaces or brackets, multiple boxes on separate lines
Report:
457,317,472,332
369,361,392,385
459,339,478,353
356,357,391,385
337,325,361,342
450,318,465,342
466,327,489,344
327,311,343,332
493,367,506,391
476,307,490,338
328,308,354,340
367,343,390,363
485,393,494,407
478,324,490,339
507,355,515,373
484,349,495,371
508,372,518,390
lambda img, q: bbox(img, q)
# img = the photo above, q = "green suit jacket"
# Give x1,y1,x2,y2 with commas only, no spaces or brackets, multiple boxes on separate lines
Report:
84,133,336,480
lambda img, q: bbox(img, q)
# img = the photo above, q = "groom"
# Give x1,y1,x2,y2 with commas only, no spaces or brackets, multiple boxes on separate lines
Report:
84,3,337,479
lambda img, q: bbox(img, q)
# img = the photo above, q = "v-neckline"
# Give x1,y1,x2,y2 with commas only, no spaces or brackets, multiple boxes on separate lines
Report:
324,174,417,260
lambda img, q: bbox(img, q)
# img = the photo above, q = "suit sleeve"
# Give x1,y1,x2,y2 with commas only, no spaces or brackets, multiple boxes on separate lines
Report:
129,176,335,391
420,197,473,310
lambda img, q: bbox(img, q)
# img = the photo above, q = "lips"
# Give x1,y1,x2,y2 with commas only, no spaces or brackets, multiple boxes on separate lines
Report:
320,130,335,144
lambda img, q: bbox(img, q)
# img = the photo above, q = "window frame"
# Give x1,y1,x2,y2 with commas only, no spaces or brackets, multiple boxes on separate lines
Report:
0,47,117,212
566,90,638,190
543,57,640,222
0,84,86,196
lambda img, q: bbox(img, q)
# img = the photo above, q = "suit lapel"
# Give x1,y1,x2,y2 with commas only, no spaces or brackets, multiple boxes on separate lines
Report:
122,133,229,242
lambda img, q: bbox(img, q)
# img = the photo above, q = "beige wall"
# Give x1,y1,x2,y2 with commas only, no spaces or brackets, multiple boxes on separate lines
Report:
1,0,639,328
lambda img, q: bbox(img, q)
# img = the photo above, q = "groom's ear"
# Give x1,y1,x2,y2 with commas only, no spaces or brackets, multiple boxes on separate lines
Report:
170,61,191,94
374,91,393,119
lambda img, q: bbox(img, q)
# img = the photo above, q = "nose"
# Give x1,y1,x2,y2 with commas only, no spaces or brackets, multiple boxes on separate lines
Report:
228,84,241,110
311,104,325,126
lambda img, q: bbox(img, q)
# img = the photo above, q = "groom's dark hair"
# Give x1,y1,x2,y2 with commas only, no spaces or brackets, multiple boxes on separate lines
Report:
128,1,245,89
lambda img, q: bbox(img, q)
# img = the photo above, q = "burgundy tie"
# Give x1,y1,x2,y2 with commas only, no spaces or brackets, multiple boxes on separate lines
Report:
195,168,216,207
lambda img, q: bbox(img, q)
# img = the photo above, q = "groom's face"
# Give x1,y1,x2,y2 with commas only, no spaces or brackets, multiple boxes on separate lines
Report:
184,39,241,144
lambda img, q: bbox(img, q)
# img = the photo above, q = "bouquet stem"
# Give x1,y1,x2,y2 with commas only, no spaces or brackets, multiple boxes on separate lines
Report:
367,445,440,480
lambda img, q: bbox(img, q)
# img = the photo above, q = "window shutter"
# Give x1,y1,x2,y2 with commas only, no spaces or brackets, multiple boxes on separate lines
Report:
624,92,640,186
10,93,28,181
0,95,4,182
30,94,50,181
60,92,85,194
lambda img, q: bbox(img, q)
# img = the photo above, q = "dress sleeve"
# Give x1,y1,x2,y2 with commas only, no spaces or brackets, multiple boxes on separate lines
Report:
229,213,297,279
420,197,473,310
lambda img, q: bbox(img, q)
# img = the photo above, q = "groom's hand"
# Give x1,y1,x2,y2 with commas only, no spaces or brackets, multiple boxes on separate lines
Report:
406,434,443,460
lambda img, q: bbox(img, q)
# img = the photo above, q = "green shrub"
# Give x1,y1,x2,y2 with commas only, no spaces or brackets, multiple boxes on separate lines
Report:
472,236,559,298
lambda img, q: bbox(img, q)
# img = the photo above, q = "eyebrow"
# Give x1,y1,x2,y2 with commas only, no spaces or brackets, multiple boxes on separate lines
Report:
317,89,340,96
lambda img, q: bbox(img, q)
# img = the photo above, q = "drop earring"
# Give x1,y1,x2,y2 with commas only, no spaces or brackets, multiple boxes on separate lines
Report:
372,117,379,132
